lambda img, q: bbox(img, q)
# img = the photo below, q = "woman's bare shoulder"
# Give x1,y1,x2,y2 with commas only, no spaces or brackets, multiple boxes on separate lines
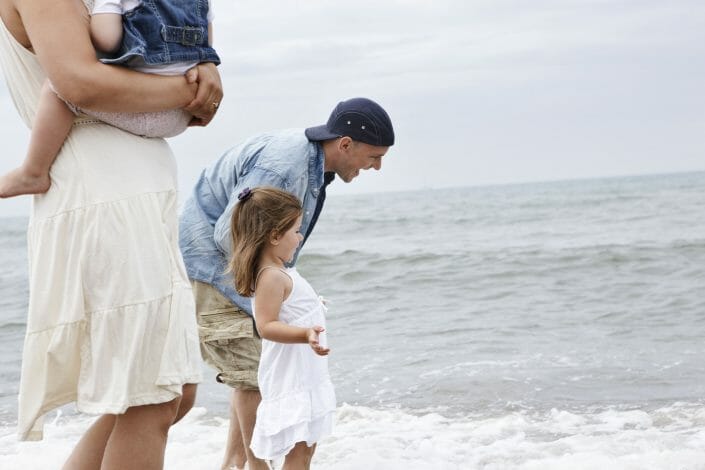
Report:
0,0,31,50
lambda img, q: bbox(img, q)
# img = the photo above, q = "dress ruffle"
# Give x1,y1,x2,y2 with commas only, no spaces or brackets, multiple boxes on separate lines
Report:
250,381,336,460
14,122,204,441
17,190,203,440
250,269,336,459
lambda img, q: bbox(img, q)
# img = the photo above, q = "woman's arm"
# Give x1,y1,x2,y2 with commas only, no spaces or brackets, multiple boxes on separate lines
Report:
184,62,222,127
16,0,222,122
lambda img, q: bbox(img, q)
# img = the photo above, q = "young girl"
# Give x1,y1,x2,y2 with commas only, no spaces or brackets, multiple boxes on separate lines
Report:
230,187,336,469
0,0,219,198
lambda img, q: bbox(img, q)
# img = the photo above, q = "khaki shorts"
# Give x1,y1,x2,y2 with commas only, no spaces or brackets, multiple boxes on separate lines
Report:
192,281,260,390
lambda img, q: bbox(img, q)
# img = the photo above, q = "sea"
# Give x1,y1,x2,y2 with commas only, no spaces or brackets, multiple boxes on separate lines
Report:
0,171,704,469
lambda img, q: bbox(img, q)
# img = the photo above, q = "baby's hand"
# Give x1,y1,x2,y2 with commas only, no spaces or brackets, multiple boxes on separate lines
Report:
307,326,330,356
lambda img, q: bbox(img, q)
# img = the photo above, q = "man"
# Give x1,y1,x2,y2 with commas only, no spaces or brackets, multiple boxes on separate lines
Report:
179,97,394,470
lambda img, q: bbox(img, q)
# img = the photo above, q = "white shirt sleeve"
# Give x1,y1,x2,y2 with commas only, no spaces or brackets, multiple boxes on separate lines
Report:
92,0,124,15
93,1,212,21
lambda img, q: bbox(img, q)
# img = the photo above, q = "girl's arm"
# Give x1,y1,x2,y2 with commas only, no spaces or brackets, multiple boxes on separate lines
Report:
16,0,222,123
254,269,330,356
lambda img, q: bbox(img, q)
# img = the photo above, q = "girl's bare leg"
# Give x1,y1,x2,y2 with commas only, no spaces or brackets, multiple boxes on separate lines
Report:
0,80,75,198
305,444,316,470
62,384,197,470
282,442,315,470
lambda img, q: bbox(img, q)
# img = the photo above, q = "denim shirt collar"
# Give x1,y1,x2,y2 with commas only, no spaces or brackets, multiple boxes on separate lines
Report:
309,141,326,197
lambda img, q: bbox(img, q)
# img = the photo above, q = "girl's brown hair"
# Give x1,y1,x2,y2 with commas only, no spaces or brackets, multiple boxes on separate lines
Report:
228,187,303,296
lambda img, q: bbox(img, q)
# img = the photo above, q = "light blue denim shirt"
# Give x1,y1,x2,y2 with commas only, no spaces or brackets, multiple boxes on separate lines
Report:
179,129,328,315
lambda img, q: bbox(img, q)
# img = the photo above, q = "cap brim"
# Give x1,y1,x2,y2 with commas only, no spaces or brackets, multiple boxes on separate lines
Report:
305,125,340,142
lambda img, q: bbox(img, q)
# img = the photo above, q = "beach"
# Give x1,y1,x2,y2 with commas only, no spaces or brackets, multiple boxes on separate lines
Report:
1,172,704,469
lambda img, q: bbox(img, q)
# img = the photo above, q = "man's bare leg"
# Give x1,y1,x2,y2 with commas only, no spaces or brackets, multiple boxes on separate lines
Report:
233,388,270,470
221,388,247,470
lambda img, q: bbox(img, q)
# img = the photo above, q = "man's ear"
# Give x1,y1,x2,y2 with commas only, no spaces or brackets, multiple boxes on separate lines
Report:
339,136,353,151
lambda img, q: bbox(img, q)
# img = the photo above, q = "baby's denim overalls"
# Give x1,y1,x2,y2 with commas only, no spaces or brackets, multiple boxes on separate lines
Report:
102,0,220,67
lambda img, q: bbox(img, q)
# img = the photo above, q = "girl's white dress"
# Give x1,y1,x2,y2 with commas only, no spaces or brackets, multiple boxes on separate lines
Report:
0,0,202,441
251,268,336,460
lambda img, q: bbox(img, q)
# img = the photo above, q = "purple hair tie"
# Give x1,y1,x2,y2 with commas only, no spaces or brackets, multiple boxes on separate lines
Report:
238,187,253,202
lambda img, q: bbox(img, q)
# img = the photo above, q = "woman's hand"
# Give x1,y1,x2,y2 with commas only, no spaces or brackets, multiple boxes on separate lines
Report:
185,62,224,126
307,326,330,356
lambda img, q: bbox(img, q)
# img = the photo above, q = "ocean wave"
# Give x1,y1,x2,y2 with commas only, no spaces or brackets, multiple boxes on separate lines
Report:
1,403,704,469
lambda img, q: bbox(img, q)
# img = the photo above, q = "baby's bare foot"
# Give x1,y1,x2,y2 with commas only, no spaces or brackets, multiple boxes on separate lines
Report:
0,167,51,198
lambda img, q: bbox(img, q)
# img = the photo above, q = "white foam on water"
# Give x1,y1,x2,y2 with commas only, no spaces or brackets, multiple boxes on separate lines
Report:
1,403,704,469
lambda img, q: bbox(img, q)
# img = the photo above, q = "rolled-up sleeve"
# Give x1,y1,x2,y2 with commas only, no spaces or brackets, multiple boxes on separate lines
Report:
213,167,288,255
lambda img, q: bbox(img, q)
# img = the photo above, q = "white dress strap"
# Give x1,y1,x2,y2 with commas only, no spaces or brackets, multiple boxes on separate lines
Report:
0,17,44,128
254,266,292,290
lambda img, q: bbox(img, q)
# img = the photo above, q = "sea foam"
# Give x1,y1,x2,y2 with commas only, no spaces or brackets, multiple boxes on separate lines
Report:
1,403,704,469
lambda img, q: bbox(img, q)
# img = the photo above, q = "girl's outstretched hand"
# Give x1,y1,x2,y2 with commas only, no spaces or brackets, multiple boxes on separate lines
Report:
184,62,223,126
307,326,330,356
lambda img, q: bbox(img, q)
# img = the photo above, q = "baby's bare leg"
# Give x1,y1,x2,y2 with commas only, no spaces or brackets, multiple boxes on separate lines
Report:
90,13,123,54
0,80,75,198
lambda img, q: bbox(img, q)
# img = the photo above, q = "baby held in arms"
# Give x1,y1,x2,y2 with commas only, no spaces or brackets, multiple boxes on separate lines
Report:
0,0,220,198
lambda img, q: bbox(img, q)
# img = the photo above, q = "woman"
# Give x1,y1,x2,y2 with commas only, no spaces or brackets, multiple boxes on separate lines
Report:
0,0,223,468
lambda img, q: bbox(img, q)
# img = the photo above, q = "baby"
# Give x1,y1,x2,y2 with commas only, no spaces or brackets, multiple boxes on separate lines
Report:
0,0,219,198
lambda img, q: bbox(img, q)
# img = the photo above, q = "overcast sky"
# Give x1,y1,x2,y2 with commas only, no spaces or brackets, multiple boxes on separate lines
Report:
1,0,703,217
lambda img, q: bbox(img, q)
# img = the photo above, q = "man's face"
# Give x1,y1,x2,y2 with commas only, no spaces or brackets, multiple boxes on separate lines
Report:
337,140,389,183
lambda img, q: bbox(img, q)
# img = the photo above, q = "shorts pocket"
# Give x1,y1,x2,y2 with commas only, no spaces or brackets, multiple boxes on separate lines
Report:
197,309,255,344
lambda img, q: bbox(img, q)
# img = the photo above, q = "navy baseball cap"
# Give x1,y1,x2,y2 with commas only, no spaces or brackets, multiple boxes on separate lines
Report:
305,97,395,146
